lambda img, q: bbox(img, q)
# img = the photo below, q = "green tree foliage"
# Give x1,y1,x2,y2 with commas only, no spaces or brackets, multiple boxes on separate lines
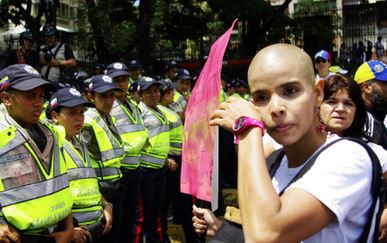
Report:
78,0,137,63
0,0,58,47
208,0,293,56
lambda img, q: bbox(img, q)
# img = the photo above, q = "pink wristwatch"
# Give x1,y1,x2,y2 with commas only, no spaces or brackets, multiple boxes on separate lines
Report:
233,116,265,144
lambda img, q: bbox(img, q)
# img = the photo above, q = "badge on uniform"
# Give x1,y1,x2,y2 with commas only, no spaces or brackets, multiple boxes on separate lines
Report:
79,128,93,145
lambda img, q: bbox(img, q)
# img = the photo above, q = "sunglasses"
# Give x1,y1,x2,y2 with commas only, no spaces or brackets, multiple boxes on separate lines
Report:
315,58,327,64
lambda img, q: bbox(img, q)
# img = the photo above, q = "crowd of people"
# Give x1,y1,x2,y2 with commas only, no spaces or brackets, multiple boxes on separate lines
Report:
0,23,386,243
339,36,385,65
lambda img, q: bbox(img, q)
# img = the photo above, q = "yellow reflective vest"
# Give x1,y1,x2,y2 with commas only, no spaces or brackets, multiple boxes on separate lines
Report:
138,102,170,169
63,138,103,225
0,116,72,233
82,108,124,181
111,99,148,170
219,89,228,103
173,90,187,111
158,105,183,155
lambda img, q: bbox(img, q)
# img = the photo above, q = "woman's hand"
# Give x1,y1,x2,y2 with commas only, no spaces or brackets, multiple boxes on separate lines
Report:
192,205,222,237
73,227,92,243
0,224,21,243
210,96,260,132
166,158,178,171
102,203,113,235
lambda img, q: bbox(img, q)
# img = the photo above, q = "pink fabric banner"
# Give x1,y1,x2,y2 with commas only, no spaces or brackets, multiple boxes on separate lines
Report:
181,19,238,202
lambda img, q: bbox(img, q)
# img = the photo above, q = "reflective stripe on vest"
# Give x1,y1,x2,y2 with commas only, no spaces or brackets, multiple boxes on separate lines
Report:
0,173,68,207
139,154,166,167
67,167,97,181
72,209,103,225
100,147,125,163
170,142,182,149
147,125,170,138
95,167,122,179
117,124,145,133
121,155,140,166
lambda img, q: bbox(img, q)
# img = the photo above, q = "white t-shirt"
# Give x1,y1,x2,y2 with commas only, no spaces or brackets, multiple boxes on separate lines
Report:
272,138,374,243
367,142,387,173
315,72,334,82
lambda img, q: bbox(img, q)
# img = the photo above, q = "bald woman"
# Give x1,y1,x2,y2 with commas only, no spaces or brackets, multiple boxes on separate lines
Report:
193,44,379,243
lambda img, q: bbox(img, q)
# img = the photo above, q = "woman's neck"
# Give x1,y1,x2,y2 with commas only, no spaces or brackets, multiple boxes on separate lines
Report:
284,123,326,168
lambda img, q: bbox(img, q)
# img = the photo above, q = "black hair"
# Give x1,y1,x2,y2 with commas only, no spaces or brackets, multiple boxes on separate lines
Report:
160,86,172,98
323,75,369,140
45,105,63,120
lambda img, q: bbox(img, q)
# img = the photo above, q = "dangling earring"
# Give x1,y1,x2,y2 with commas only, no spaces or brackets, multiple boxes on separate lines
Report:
316,107,326,134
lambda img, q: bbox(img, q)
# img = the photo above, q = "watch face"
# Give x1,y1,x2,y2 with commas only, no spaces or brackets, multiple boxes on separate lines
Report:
233,117,246,132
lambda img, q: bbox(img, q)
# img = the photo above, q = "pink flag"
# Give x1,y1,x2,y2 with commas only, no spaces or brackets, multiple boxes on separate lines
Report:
181,19,238,202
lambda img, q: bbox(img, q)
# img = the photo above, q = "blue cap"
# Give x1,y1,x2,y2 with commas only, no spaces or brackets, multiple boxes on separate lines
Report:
165,60,179,71
41,24,57,36
46,87,94,119
175,68,192,80
159,79,177,93
0,64,51,93
20,31,34,41
128,59,142,69
138,77,161,91
105,62,130,79
233,79,243,87
314,50,331,62
88,74,123,93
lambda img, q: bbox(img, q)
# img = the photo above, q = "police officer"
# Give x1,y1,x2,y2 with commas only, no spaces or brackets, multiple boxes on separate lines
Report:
170,68,192,120
80,74,125,243
219,74,228,103
128,59,143,84
0,64,74,242
39,23,77,88
7,31,39,68
80,75,125,199
128,81,141,105
137,77,170,243
106,62,148,242
46,87,113,243
164,61,179,83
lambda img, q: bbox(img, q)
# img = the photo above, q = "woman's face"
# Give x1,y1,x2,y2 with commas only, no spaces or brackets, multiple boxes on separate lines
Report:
320,89,356,136
52,105,85,139
248,49,323,146
114,76,129,94
140,84,160,108
93,90,116,115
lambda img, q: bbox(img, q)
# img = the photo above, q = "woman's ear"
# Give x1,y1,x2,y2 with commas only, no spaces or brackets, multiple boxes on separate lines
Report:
86,92,94,102
51,111,59,124
1,92,12,107
314,79,324,106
